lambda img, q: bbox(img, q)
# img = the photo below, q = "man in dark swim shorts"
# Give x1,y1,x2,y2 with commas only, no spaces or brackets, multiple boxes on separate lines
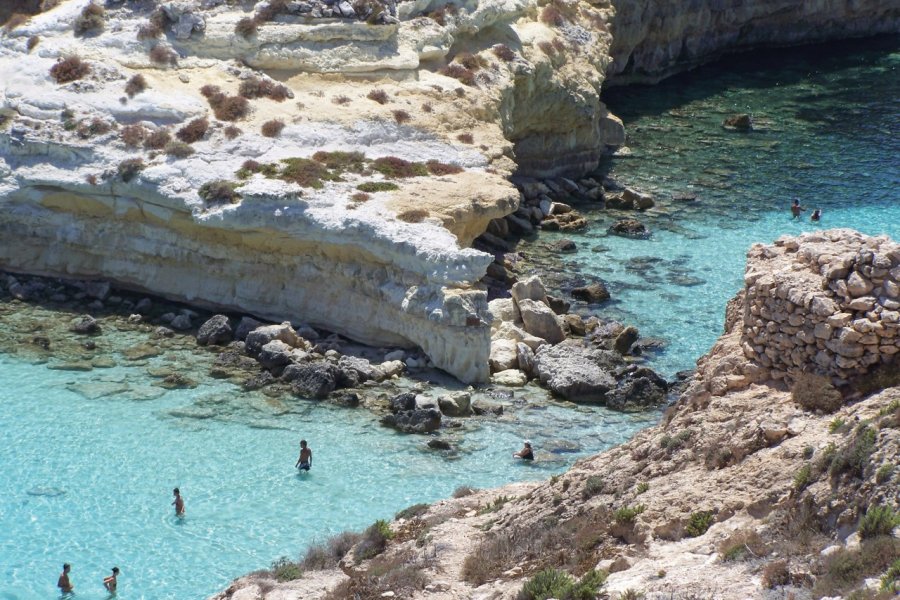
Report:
295,439,312,471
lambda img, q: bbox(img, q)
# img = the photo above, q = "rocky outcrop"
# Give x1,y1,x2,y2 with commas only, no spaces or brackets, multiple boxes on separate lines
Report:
608,0,900,83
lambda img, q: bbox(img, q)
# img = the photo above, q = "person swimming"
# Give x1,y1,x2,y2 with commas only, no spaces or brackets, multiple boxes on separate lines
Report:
103,567,119,595
172,488,185,517
57,563,73,595
791,198,806,219
295,439,312,471
513,440,534,460
811,209,822,222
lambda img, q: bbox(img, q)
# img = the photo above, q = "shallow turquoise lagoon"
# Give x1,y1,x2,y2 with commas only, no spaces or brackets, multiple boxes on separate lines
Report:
0,356,656,600
533,36,900,376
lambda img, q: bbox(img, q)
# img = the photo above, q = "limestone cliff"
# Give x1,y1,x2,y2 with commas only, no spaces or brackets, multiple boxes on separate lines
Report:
607,0,900,83
211,230,899,599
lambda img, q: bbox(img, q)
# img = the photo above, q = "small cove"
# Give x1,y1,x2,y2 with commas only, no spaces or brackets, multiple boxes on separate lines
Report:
1,35,899,600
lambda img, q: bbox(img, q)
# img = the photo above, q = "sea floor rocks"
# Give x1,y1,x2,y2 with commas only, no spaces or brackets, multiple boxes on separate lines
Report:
534,339,620,403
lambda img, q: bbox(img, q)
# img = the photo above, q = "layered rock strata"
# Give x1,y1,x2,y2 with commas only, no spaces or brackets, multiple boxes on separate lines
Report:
607,0,900,84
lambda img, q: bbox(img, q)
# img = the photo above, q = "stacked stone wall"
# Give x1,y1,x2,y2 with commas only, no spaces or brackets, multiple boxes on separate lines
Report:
741,229,899,384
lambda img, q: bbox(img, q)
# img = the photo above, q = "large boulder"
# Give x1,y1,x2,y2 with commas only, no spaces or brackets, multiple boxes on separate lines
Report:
488,298,518,328
438,391,472,416
381,409,441,434
490,338,519,372
336,355,375,387
70,315,101,335
606,369,667,410
572,282,611,304
234,316,264,341
284,363,338,399
492,369,528,386
257,340,293,370
518,299,565,344
196,314,232,346
614,326,640,354
516,342,536,377
534,340,622,402
170,314,192,331
371,360,405,382
245,322,304,356
511,276,548,305
493,322,547,351
389,392,417,412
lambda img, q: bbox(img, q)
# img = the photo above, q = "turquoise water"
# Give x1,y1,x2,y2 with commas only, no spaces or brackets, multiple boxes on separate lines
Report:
0,353,655,600
533,36,900,376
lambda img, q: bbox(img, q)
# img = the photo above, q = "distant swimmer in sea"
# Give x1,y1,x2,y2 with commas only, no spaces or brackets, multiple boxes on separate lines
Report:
172,488,185,517
791,198,806,219
513,440,534,461
57,563,73,596
811,209,822,222
295,439,312,471
103,567,119,595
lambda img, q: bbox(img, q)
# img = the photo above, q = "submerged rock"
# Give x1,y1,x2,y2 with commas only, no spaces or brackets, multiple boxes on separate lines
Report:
723,113,753,131
70,315,101,335
571,282,611,304
609,219,651,239
381,408,441,434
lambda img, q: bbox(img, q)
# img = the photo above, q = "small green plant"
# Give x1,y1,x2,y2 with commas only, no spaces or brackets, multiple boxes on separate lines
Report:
582,476,604,499
395,503,429,520
829,425,877,479
876,463,894,484
882,558,900,592
829,418,847,433
270,556,302,582
859,505,899,539
479,494,511,515
355,519,393,561
569,569,607,600
613,505,645,525
372,156,428,178
278,158,338,189
685,511,714,537
794,463,813,491
312,151,366,174
636,482,649,495
617,590,644,600
198,180,241,205
357,181,398,193
550,475,560,485
519,568,573,600
803,445,815,459
879,399,900,417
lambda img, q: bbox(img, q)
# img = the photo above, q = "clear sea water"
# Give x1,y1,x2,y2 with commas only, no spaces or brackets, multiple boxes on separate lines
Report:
2,36,899,600
529,36,900,376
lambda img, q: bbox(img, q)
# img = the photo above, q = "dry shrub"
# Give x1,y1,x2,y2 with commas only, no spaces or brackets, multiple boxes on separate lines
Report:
457,132,473,144
278,158,334,188
456,52,487,71
426,2,457,25
426,160,463,176
421,102,433,113
26,35,39,51
77,117,112,138
74,2,104,36
492,44,515,61
454,87,466,97
256,0,289,22
812,537,898,598
332,95,351,105
120,124,146,147
439,63,475,86
176,118,209,143
125,74,147,97
551,37,567,54
396,209,429,223
452,485,476,498
117,158,145,182
223,125,242,139
372,156,428,178
199,84,221,100
540,4,563,26
792,373,843,412
392,110,411,124
165,141,195,158
234,16,258,38
260,119,285,137
239,76,290,102
366,89,389,104
311,151,366,173
149,8,171,31
137,21,162,40
538,40,556,56
198,180,241,205
213,96,249,121
85,173,98,185
718,529,768,561
3,13,30,32
300,531,362,571
761,559,790,589
40,0,61,10
50,55,91,84
149,44,178,66
143,128,171,149
351,192,370,203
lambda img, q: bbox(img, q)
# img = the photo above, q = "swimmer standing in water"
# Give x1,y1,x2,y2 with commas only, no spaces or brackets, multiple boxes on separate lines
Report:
103,567,119,595
295,439,312,471
172,488,185,517
57,563,74,596
513,440,534,460
811,209,822,222
791,198,806,219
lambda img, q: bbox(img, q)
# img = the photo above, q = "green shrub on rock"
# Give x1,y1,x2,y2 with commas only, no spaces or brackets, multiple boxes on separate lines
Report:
829,425,876,479
582,476,604,499
613,505,645,525
518,568,573,600
270,556,302,582
685,511,714,537
859,505,899,539
198,180,241,205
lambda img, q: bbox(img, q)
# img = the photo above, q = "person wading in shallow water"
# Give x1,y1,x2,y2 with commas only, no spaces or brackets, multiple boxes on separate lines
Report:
791,198,806,219
811,209,822,222
172,488,185,517
57,563,73,595
295,439,312,471
513,440,534,460
103,567,119,595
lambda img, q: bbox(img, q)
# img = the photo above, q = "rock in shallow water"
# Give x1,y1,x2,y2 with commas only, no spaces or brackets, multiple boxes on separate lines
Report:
197,314,232,346
534,339,621,403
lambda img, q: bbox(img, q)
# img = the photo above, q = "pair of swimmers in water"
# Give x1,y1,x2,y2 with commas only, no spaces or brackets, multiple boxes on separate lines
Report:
57,564,118,597
791,199,822,221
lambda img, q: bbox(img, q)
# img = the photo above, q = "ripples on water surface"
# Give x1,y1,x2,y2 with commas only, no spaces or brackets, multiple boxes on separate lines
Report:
531,36,900,376
2,36,899,600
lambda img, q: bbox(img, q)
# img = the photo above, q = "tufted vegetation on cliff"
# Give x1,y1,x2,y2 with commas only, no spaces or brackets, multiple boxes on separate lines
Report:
49,55,91,84
198,180,241,205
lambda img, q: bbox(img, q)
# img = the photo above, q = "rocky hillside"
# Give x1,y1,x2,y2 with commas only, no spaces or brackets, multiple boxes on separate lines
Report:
213,230,899,599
